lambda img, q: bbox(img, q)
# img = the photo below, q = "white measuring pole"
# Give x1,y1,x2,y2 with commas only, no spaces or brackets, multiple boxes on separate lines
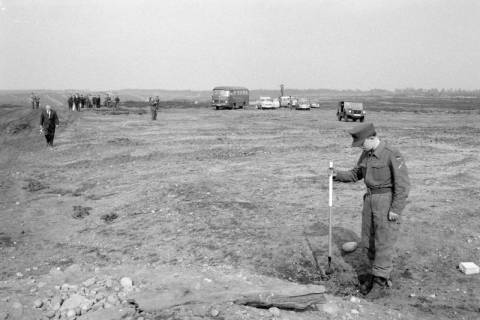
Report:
328,161,333,266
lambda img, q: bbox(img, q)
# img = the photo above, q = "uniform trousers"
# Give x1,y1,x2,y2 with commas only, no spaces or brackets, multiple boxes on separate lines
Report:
361,191,400,279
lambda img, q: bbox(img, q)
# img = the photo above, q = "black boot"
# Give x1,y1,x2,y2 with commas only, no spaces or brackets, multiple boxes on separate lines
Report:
359,274,373,295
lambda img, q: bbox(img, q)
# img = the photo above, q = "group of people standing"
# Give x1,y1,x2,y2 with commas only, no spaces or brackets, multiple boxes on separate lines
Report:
30,93,40,109
67,94,120,111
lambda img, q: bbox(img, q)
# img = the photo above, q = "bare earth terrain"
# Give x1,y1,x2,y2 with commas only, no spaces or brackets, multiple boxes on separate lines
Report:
0,98,479,319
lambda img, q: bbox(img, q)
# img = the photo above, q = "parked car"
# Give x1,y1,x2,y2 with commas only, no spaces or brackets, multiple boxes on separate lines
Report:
272,98,280,109
296,99,311,110
290,97,299,108
310,102,320,108
257,97,274,109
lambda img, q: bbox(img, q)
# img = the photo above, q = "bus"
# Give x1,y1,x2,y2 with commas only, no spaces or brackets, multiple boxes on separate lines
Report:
211,86,249,110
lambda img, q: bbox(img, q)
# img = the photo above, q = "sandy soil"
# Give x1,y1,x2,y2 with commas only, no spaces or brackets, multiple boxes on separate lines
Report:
0,101,479,319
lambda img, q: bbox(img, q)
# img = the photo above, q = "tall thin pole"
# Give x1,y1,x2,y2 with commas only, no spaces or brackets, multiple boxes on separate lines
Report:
327,161,334,273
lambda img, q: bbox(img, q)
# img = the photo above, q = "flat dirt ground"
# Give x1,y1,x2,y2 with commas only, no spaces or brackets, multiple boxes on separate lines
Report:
1,98,479,320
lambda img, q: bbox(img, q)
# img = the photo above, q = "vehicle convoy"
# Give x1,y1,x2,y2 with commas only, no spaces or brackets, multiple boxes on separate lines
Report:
211,86,249,110
337,101,366,122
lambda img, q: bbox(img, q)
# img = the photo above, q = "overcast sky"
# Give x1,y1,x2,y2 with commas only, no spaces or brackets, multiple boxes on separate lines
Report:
0,0,479,91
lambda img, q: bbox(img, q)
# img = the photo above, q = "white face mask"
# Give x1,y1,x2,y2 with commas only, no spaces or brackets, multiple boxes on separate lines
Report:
362,137,376,151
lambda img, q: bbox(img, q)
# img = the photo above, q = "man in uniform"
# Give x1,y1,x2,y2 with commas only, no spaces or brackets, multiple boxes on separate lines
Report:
333,123,410,298
40,105,60,147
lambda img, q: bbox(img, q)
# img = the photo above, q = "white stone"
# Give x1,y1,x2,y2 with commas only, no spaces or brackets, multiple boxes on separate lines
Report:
459,262,480,275
351,309,360,314
342,242,358,253
350,296,361,303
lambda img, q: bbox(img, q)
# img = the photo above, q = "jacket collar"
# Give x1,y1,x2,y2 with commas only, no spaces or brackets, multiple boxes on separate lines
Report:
371,140,385,158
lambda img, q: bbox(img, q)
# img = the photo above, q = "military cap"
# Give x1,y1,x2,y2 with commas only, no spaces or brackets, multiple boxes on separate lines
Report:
348,123,376,147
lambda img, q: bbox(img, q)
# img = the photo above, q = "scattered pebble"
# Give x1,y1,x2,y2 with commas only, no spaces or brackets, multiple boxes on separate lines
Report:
33,299,43,308
120,277,133,290
82,278,96,287
350,296,361,303
66,309,76,318
351,309,360,314
210,308,219,317
16,272,23,278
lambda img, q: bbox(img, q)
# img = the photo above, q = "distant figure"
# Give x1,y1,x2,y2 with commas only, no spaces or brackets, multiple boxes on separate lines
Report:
105,94,111,108
67,95,73,111
86,95,92,108
114,96,120,109
150,96,159,120
96,95,101,108
73,94,80,111
35,96,40,109
40,105,59,147
79,94,85,109
30,93,36,109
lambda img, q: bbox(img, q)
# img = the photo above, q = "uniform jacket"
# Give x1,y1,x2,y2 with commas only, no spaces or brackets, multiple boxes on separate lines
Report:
40,109,59,133
334,141,410,214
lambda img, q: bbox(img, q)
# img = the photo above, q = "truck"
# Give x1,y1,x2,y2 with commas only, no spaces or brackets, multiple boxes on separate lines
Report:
337,101,366,122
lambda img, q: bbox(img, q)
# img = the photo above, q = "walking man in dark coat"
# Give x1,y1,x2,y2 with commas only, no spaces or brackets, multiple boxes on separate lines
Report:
40,105,59,147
